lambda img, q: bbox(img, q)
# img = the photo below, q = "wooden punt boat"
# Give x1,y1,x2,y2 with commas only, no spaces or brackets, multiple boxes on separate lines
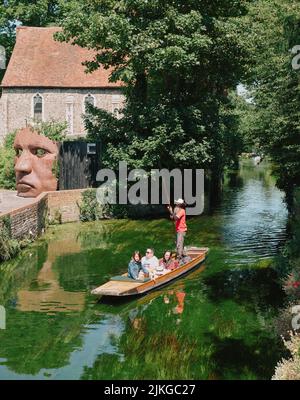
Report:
91,247,209,298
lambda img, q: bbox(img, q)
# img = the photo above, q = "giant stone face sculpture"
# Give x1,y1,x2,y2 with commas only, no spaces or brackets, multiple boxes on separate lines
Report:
14,127,58,198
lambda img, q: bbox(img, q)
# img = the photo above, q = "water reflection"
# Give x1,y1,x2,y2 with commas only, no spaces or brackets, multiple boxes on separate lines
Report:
0,160,289,380
17,261,85,313
17,235,85,314
215,162,288,264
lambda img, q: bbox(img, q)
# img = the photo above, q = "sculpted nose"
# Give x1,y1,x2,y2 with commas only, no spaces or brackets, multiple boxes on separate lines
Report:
15,151,33,174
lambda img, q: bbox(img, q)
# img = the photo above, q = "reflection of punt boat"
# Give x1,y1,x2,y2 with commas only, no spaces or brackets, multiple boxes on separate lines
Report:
91,247,209,298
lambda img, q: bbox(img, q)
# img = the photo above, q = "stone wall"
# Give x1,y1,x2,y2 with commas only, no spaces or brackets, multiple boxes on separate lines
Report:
0,87,124,139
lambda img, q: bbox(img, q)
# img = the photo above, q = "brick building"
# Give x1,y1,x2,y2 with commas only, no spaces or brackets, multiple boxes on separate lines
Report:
0,26,124,142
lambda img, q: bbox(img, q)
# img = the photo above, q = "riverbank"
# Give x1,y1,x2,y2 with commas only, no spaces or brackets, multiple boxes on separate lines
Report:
272,188,300,380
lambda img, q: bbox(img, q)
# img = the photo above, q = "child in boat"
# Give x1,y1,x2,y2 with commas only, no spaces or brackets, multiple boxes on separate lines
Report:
159,250,179,272
128,251,147,280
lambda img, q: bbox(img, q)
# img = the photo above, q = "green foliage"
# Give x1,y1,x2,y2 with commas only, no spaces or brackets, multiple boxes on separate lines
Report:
0,217,20,262
272,189,300,379
220,91,247,169
56,0,250,172
48,209,62,225
85,102,214,170
78,189,106,222
239,0,300,191
78,189,138,221
0,131,16,190
34,120,67,181
0,1,63,62
34,119,67,142
277,190,300,301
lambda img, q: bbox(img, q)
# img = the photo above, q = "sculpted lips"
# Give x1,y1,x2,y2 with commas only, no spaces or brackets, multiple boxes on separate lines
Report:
17,180,35,191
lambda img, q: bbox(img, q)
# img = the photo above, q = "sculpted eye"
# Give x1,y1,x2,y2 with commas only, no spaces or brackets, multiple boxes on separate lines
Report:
15,148,23,157
35,148,48,157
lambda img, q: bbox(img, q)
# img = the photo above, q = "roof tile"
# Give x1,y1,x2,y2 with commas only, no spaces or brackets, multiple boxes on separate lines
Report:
1,26,122,88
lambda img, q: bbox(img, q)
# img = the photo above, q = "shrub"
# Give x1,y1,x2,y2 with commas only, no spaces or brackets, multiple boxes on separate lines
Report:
78,189,106,222
273,332,300,380
283,269,300,300
33,119,67,142
0,131,17,190
48,209,62,225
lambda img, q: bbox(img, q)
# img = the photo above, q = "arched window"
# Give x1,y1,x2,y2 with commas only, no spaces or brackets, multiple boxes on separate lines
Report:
33,94,43,121
84,94,95,113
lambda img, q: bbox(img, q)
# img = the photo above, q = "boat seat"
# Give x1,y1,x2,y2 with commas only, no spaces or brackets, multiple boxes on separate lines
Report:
110,276,151,283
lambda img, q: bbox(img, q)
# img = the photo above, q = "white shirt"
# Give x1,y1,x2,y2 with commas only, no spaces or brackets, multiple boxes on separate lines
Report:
141,256,159,271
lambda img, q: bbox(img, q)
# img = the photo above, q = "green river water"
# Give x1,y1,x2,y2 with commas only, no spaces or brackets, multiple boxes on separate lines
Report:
0,160,289,379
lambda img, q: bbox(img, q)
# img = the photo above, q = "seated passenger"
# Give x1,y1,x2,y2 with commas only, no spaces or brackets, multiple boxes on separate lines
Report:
178,254,192,266
141,248,159,278
128,251,146,280
159,250,179,271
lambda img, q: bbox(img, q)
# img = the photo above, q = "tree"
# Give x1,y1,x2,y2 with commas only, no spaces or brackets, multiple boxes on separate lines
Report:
0,0,63,71
56,0,250,172
240,0,300,193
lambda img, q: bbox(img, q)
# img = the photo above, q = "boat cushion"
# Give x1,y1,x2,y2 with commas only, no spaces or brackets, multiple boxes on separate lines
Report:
110,276,150,283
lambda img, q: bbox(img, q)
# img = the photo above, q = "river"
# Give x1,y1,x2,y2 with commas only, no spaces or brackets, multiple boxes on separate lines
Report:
0,159,289,379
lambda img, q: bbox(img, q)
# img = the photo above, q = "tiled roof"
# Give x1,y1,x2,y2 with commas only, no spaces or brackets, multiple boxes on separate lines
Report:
1,26,122,88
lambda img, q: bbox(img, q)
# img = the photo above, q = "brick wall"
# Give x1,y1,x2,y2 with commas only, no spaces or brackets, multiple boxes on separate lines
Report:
0,189,85,240
0,193,48,240
47,189,84,223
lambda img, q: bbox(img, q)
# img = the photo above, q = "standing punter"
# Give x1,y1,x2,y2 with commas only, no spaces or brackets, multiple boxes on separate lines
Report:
167,198,187,260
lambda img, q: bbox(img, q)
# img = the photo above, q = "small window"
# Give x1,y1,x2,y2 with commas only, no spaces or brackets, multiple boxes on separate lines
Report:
87,143,96,155
33,94,43,121
84,94,95,113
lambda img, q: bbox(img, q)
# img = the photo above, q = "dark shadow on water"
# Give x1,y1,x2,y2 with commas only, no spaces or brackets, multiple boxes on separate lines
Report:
97,295,137,307
207,332,288,380
227,171,244,189
202,267,286,310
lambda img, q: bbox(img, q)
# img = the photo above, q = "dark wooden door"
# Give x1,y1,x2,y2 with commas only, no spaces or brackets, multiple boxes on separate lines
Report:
58,141,102,190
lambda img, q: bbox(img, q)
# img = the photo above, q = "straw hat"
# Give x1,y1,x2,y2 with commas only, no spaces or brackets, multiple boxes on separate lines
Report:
174,198,185,205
